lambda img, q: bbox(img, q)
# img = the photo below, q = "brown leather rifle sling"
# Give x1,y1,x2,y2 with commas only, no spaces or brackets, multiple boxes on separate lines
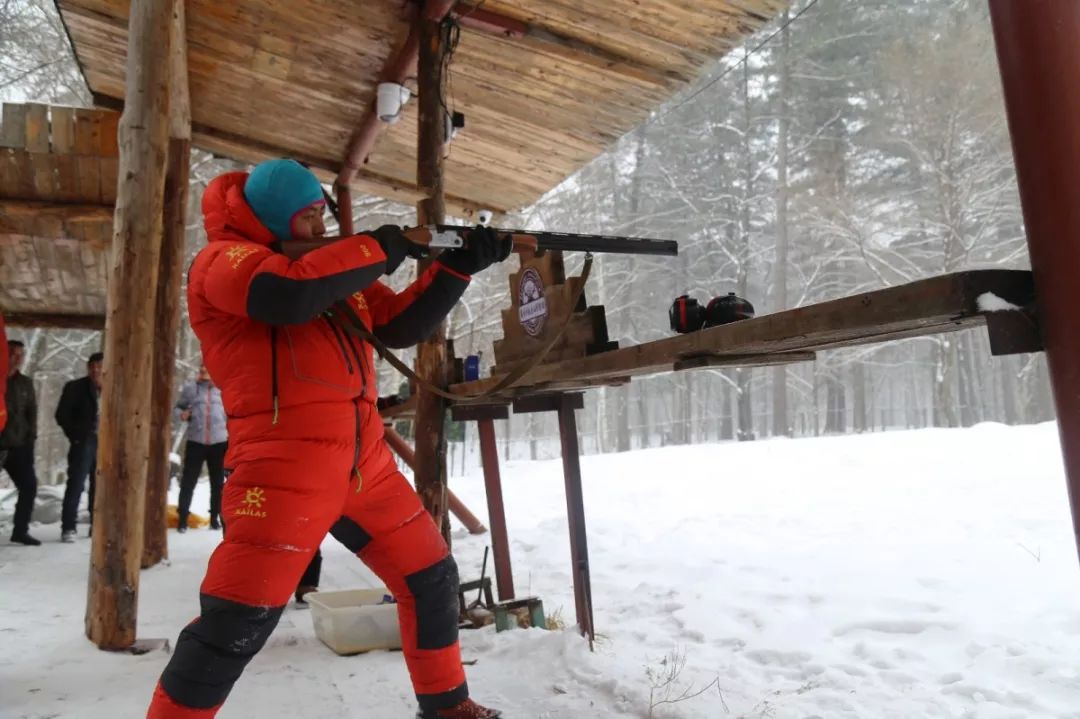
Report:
331,254,593,403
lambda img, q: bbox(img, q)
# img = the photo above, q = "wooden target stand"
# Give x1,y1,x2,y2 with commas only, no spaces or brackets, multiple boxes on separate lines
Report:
449,248,624,646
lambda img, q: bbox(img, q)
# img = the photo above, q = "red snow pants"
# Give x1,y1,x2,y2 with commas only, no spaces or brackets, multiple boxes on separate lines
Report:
147,401,467,717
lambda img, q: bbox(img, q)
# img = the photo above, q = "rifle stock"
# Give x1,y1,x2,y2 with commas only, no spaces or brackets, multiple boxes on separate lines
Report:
279,225,678,260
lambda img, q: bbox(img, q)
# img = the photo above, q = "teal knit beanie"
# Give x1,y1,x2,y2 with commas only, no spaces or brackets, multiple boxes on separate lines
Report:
243,159,325,241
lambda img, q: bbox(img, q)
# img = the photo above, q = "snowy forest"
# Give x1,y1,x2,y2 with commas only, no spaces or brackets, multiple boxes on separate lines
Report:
1,0,1052,482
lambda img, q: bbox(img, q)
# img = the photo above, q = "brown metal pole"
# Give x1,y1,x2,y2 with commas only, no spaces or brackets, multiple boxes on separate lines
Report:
383,426,487,534
477,418,515,600
557,395,594,645
988,1,1080,561
87,0,173,650
413,3,451,541
335,183,354,236
336,0,458,188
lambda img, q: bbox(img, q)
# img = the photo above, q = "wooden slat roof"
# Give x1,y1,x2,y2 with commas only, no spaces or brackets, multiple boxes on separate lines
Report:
56,0,787,217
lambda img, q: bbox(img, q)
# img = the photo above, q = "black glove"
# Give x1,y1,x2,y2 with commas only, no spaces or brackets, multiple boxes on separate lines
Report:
367,225,416,275
438,226,513,276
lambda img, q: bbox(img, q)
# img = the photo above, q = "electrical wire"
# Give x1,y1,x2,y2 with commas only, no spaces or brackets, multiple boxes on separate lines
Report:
651,0,823,124
437,13,464,158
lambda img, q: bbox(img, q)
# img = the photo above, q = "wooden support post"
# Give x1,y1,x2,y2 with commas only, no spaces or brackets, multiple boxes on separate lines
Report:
143,0,190,570
86,0,173,649
477,418,515,601
383,426,488,535
556,394,594,645
413,5,450,539
989,1,1080,561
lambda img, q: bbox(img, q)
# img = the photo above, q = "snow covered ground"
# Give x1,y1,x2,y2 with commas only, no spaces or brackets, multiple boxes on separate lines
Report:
3,422,1080,718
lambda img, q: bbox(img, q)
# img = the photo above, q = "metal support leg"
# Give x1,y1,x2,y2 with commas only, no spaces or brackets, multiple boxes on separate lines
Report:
556,395,594,645
477,418,515,600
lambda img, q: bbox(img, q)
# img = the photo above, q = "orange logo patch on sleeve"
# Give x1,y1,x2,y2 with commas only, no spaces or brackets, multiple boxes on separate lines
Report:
225,245,259,270
351,292,368,311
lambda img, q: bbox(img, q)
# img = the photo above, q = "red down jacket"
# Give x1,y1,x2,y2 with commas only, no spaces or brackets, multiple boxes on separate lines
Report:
188,171,469,461
152,171,475,718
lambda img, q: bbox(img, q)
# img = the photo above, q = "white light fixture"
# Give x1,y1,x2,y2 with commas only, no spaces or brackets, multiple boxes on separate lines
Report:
376,82,411,123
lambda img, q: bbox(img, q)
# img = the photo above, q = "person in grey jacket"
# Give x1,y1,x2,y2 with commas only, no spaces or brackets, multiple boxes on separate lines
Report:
174,365,228,531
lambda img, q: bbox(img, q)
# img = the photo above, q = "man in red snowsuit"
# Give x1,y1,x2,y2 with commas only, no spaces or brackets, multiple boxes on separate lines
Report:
148,159,509,719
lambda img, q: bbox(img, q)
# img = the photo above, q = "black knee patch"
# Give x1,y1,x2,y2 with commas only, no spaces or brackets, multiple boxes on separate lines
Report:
160,594,285,709
329,516,372,554
405,555,460,650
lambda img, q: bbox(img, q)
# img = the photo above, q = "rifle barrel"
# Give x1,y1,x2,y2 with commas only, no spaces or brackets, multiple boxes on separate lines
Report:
437,225,678,257
281,226,679,260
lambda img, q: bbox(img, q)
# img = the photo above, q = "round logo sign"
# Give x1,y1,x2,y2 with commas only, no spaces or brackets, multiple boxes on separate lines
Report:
517,267,548,337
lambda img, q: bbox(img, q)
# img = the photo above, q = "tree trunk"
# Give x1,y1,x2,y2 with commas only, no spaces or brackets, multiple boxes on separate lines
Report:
143,0,190,569
528,414,538,460
853,359,867,433
736,57,755,442
636,378,651,449
772,9,792,438
824,370,846,434
413,14,450,541
932,340,959,428
87,0,173,650
720,374,734,440
736,368,754,441
1000,356,1020,425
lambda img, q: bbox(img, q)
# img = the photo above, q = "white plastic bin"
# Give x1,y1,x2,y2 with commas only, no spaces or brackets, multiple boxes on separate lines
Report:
307,588,402,655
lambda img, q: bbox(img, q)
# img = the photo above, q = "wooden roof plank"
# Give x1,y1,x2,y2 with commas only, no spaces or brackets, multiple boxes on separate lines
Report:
24,104,50,153
1,104,28,149
51,106,76,153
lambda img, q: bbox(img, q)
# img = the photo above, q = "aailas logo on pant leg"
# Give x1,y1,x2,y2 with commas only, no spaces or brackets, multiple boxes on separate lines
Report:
234,487,268,519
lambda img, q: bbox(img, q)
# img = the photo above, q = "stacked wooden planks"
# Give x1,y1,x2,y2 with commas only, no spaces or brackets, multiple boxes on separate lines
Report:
0,103,118,323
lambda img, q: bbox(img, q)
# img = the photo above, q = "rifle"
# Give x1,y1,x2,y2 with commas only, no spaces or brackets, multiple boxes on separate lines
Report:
281,224,678,260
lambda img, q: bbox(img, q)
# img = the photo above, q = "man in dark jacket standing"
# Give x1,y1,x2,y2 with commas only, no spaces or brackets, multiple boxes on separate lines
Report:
55,352,102,542
1,339,40,546
174,364,228,531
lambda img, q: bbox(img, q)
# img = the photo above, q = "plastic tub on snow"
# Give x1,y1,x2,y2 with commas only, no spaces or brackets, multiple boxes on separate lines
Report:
306,588,402,655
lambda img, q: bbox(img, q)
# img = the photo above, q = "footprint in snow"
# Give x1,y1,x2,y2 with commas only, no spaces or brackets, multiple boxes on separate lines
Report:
939,672,964,685
832,619,957,637
679,629,706,644
744,648,813,668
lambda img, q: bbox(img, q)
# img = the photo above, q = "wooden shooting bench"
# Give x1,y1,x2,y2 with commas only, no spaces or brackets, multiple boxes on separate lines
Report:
445,260,1040,644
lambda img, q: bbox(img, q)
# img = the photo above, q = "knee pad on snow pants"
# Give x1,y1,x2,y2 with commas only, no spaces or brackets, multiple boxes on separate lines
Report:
160,594,285,710
406,554,461,651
